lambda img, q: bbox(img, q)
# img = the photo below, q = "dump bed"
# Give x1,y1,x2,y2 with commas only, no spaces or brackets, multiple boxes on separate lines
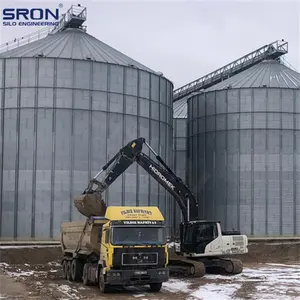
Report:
60,218,106,256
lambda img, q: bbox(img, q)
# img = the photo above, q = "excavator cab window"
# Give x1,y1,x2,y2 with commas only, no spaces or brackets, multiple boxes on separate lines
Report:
195,223,217,241
180,223,195,253
181,222,218,254
192,222,218,253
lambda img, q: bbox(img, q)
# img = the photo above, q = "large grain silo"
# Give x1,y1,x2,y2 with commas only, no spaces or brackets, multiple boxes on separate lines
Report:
0,8,174,240
187,59,300,237
172,97,188,231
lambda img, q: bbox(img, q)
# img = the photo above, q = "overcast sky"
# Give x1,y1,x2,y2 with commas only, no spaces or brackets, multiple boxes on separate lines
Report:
0,0,299,88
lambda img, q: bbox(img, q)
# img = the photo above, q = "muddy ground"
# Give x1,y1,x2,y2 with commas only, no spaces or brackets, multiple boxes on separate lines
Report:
0,242,299,300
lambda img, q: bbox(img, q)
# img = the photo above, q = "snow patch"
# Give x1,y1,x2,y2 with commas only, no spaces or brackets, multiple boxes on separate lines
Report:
240,267,300,285
163,265,300,300
56,284,80,300
5,270,35,277
48,261,61,267
187,283,241,300
4,268,47,278
163,278,191,293
200,265,300,300
0,263,9,268
266,263,300,268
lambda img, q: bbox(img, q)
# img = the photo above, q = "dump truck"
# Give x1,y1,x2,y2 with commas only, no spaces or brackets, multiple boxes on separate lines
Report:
60,204,169,293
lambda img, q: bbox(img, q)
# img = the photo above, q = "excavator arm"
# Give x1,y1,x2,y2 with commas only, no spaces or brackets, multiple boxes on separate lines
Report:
82,137,199,222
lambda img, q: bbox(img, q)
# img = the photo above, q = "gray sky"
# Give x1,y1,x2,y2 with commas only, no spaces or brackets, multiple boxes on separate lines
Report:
0,0,299,88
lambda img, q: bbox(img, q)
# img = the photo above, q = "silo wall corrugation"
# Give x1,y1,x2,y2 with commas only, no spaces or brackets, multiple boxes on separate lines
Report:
187,88,300,236
172,118,187,233
0,57,174,240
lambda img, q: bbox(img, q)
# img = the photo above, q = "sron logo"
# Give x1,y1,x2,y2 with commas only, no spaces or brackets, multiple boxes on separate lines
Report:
2,5,62,27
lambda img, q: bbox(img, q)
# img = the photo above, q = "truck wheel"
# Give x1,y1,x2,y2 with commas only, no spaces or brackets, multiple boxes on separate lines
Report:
82,263,90,286
71,259,84,282
99,277,109,293
66,260,72,281
149,282,162,292
62,260,67,279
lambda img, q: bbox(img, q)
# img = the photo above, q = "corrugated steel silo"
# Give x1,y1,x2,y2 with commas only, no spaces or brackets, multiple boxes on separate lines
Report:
172,97,188,230
0,27,174,240
187,59,300,236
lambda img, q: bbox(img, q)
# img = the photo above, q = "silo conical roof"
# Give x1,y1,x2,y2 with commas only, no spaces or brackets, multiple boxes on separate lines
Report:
0,28,155,73
173,59,300,119
173,96,188,118
205,59,300,91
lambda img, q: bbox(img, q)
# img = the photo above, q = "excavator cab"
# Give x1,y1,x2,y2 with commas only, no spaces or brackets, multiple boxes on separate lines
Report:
180,221,218,254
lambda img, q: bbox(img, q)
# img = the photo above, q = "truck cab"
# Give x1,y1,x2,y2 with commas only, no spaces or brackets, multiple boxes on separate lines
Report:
97,207,169,292
60,206,169,293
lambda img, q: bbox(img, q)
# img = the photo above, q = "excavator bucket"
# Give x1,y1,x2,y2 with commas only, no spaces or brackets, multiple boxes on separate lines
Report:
73,193,107,217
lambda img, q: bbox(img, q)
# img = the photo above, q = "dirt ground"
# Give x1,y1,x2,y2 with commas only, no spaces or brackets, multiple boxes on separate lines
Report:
0,242,299,300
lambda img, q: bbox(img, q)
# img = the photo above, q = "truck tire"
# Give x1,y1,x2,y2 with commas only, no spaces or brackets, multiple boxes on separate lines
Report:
66,260,72,281
98,276,109,293
62,260,67,279
149,282,162,292
82,263,90,286
71,259,84,282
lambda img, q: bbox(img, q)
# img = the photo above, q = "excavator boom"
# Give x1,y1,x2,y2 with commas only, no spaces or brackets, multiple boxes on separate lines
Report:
76,137,199,222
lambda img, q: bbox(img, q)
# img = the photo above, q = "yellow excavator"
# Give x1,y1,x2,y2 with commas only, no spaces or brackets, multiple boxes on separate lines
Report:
74,137,248,278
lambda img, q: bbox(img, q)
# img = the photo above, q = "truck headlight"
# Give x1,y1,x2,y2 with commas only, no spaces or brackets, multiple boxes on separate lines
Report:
158,271,166,275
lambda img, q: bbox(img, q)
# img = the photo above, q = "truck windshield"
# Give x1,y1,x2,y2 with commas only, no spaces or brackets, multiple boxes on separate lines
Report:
111,227,166,246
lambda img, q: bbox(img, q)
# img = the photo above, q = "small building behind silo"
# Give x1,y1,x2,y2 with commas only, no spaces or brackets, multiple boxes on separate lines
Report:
0,11,174,240
187,59,300,236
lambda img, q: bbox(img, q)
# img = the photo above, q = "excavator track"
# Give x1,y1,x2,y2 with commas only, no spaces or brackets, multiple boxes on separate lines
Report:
202,258,243,275
221,258,243,274
168,257,206,278
167,248,206,278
